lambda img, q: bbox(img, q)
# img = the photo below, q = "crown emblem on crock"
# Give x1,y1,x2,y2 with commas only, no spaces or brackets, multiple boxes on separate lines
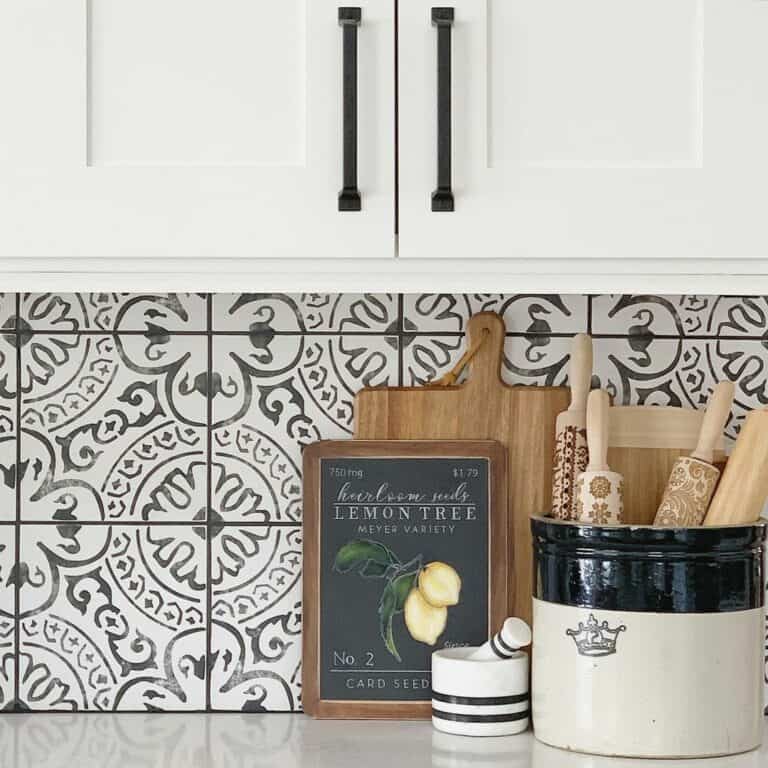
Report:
565,613,626,657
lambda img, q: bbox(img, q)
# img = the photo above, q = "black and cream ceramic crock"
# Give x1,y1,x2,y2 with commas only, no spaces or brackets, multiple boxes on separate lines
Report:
531,517,767,758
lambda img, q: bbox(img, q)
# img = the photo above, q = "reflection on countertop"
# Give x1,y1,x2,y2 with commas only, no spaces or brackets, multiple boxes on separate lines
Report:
0,715,765,768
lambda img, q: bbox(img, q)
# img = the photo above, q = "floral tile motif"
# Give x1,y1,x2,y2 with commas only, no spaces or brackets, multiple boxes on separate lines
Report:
18,334,207,522
592,295,768,338
0,526,14,710
403,334,572,388
403,294,588,335
19,293,208,333
18,525,207,711
210,530,301,712
213,293,399,334
211,333,399,448
211,426,301,525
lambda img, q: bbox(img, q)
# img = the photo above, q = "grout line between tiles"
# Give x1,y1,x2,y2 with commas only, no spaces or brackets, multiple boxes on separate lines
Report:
12,328,768,343
13,293,20,711
11,520,303,527
205,295,213,712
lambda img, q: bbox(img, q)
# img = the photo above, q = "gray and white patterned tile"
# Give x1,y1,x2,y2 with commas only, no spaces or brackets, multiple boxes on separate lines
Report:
18,334,207,522
210,332,398,525
592,295,768,338
210,531,302,712
403,334,572,388
211,426,301,525
211,333,399,445
0,526,14,710
19,293,208,333
403,294,588,335
213,293,399,334
697,296,768,338
18,525,207,711
0,326,16,523
592,295,695,337
0,294,15,333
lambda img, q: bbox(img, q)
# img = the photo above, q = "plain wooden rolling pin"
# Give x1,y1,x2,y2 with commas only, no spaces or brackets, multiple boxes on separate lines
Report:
575,389,624,525
654,381,735,527
705,407,768,526
551,334,592,520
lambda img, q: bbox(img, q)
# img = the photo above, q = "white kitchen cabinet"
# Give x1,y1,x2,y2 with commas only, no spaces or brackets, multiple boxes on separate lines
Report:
399,0,768,262
0,0,395,260
3,0,768,292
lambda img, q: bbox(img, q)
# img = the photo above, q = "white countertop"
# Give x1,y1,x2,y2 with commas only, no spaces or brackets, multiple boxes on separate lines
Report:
0,715,765,768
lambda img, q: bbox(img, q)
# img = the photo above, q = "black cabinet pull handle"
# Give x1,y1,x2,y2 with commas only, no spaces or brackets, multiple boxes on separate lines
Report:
338,7,362,212
431,7,454,212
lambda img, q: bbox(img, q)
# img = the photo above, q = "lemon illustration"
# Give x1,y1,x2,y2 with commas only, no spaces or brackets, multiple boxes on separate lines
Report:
403,587,447,645
418,561,461,608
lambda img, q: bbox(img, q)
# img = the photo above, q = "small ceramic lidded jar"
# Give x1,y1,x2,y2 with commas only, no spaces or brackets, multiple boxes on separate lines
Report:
431,648,529,737
531,517,767,758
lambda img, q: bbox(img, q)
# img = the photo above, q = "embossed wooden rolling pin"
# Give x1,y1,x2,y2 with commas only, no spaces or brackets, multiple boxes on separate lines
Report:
575,389,624,524
704,406,768,526
653,381,734,527
551,334,593,520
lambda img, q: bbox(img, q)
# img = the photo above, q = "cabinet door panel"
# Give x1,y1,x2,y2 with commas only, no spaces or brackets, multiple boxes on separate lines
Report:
0,0,394,259
399,0,768,260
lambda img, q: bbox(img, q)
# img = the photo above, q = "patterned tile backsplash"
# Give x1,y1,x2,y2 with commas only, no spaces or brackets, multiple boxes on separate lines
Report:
0,292,766,713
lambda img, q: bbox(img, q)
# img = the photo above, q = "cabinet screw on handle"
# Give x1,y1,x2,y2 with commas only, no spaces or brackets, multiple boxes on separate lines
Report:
431,7,454,212
338,7,362,212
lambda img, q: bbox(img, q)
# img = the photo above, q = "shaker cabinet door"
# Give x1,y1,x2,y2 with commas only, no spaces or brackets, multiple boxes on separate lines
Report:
398,0,768,261
0,0,394,259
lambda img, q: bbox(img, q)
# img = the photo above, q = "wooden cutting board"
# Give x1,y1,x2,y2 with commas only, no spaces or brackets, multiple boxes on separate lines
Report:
354,312,569,627
608,406,727,526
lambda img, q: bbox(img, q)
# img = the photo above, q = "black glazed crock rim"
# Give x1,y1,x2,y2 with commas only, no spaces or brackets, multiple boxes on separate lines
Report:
532,516,766,612
533,514,768,531
532,515,767,554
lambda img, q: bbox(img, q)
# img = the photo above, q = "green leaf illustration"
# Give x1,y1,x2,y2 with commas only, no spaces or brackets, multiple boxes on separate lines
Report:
333,539,399,576
378,569,419,662
391,569,418,611
359,560,392,578
379,580,400,661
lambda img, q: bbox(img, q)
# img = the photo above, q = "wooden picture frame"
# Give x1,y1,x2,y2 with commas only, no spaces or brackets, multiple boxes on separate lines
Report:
302,440,508,719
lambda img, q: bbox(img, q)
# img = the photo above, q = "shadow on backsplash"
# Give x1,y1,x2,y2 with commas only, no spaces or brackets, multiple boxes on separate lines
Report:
0,292,765,712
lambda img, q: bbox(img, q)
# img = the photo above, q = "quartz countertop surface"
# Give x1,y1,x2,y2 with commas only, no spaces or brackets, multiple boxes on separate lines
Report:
0,715,766,768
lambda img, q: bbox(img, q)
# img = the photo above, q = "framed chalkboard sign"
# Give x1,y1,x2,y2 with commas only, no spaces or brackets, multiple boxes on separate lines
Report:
303,440,507,719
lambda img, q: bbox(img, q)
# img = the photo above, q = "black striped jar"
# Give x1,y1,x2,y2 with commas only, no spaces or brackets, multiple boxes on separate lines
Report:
431,648,529,736
531,516,767,758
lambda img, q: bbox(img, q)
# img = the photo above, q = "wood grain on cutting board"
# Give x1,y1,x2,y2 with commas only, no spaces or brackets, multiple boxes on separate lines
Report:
355,312,569,627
